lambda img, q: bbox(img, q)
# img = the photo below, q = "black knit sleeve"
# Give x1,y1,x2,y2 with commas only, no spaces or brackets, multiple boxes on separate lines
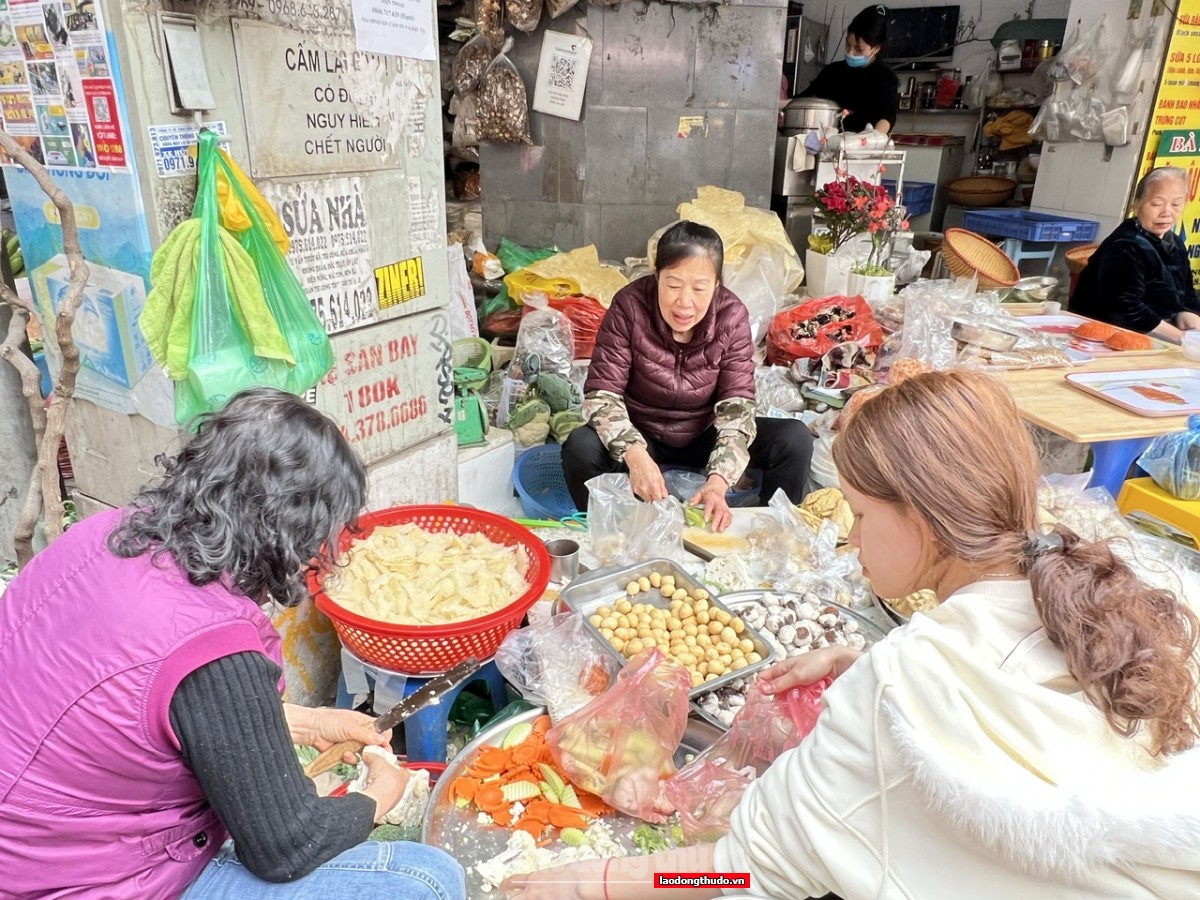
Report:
169,652,376,883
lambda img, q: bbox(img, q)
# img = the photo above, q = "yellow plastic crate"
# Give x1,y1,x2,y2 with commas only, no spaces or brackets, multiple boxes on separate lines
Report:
1116,477,1200,550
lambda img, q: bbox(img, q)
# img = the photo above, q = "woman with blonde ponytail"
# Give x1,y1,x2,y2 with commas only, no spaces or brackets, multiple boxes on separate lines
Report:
506,370,1200,900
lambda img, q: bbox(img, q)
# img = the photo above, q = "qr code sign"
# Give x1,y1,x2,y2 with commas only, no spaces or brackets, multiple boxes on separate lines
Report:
548,54,576,91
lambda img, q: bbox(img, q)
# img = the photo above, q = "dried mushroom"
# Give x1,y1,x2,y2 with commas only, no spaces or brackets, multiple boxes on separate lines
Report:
478,52,532,145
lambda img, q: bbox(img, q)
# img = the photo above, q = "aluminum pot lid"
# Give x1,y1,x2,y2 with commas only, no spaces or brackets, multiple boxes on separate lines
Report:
784,96,842,112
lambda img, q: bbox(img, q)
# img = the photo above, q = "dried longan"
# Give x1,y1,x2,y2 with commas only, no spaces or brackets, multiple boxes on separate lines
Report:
739,638,754,654
720,626,738,645
671,589,689,603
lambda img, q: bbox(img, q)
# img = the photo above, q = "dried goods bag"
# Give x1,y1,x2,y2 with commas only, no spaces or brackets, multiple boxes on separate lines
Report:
478,43,532,145
506,0,542,32
766,295,883,365
452,34,495,96
547,649,691,821
1138,416,1200,501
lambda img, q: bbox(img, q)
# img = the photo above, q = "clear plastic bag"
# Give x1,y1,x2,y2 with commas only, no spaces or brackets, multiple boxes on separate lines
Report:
450,92,480,150
662,679,827,843
511,294,575,381
585,474,686,566
545,0,581,19
1138,416,1200,501
547,649,692,821
478,41,532,145
753,366,805,415
505,0,542,32
894,278,974,370
746,489,837,586
724,243,787,346
1038,473,1133,541
495,612,621,722
475,0,503,44
452,34,495,96
964,58,1001,109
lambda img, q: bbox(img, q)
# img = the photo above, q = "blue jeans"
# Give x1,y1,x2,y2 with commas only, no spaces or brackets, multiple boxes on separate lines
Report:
183,840,466,900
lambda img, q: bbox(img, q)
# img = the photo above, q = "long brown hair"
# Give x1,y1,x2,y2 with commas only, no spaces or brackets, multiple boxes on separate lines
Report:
834,370,1200,756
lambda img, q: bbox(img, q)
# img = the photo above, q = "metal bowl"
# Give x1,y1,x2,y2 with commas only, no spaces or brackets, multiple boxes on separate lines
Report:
951,318,1020,352
1002,276,1059,303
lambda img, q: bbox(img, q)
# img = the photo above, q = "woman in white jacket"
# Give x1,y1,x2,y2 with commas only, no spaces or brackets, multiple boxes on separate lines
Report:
504,370,1200,900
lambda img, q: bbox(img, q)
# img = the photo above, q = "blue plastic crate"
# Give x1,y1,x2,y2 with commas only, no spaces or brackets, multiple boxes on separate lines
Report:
961,209,1099,243
882,180,934,217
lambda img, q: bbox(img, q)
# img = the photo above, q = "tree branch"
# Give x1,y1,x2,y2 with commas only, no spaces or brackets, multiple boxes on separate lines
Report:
0,130,89,552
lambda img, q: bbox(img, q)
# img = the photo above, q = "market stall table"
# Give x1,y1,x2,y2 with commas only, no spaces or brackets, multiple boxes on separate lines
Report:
999,349,1194,497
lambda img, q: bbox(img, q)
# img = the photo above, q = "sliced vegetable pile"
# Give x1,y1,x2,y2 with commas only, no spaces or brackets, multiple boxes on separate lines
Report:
449,714,615,842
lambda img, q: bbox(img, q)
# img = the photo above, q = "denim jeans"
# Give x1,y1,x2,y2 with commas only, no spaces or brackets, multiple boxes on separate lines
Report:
183,840,466,900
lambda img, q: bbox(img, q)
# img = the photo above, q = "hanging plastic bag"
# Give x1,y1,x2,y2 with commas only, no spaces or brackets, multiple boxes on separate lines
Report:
495,613,621,722
478,39,532,145
475,0,503,45
585,474,686,566
545,0,581,19
451,92,481,150
1138,417,1200,501
452,34,495,96
213,147,290,256
216,149,333,396
506,0,542,32
765,296,883,366
661,679,828,842
963,58,1000,109
511,294,575,380
547,649,691,821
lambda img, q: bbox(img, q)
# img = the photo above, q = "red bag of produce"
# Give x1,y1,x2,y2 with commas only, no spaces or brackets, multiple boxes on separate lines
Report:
766,296,883,366
537,295,607,359
662,678,829,843
547,649,691,822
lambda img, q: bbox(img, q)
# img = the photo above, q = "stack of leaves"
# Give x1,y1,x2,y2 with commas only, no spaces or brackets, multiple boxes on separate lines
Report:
448,714,615,842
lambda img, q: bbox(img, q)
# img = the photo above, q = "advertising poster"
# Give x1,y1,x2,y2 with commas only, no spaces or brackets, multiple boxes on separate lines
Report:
1137,0,1200,286
261,176,380,335
0,0,127,171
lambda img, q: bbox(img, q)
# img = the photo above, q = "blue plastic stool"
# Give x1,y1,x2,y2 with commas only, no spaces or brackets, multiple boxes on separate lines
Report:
336,651,510,763
999,238,1061,276
1087,436,1152,500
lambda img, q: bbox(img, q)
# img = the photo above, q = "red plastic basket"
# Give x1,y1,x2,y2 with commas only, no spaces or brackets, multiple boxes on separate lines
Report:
310,505,550,675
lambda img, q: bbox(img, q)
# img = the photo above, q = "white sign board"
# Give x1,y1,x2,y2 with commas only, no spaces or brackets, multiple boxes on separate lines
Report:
147,121,227,178
532,31,592,122
351,0,436,60
263,176,379,335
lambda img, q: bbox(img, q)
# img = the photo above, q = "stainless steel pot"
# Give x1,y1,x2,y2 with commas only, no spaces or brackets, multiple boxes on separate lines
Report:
781,96,841,132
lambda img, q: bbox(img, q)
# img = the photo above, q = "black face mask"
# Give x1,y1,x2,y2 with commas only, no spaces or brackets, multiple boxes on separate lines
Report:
1161,231,1178,253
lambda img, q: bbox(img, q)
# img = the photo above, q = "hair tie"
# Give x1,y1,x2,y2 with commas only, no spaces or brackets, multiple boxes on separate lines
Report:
1024,530,1063,562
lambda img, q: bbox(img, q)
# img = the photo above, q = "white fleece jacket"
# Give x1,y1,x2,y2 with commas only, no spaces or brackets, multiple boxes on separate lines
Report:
714,580,1200,900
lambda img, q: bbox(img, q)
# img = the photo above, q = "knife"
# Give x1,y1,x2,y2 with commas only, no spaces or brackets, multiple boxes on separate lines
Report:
303,656,482,778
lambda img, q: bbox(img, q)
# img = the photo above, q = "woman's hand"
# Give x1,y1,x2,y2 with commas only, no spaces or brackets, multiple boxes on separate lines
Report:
625,446,668,502
285,704,393,761
502,862,595,900
689,475,732,533
360,751,412,824
1177,311,1200,331
757,646,862,694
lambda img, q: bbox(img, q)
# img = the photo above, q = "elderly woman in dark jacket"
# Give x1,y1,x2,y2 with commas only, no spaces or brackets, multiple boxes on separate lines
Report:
1072,166,1200,340
562,221,813,533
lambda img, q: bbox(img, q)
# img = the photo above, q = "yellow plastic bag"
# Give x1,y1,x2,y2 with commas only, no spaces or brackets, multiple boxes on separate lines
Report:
187,141,290,255
503,269,581,303
516,245,628,308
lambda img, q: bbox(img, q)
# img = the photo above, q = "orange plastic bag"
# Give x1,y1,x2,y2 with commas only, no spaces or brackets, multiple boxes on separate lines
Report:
662,678,829,843
547,649,691,821
766,296,883,366
537,295,607,359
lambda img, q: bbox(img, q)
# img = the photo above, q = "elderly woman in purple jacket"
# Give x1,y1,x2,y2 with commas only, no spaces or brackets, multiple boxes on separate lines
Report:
562,220,813,532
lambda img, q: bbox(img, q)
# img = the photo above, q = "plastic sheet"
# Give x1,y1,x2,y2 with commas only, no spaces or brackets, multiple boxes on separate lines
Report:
585,473,686,567
495,612,622,722
1138,417,1200,501
547,649,692,821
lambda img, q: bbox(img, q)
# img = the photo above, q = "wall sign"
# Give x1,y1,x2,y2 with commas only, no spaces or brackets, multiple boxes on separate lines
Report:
374,255,425,309
147,120,227,178
231,19,412,178
262,175,379,334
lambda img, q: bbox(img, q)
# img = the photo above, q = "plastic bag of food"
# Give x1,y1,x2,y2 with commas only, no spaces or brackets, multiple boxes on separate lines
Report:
511,294,575,380
506,0,541,32
547,649,691,821
495,613,622,722
543,295,607,359
451,92,481,150
963,57,1001,109
545,0,581,19
1038,473,1133,540
746,489,839,587
452,34,495,96
475,0,503,44
1138,417,1200,501
478,40,532,145
766,296,883,366
585,474,686,566
662,679,827,842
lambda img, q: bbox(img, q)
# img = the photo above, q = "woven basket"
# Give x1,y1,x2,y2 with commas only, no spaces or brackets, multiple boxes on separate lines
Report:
945,176,1017,207
453,337,492,371
1065,243,1098,275
942,228,1020,288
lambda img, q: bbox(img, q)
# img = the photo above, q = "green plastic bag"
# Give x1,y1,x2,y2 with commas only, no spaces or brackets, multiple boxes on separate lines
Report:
497,237,557,275
215,147,333,395
174,132,294,423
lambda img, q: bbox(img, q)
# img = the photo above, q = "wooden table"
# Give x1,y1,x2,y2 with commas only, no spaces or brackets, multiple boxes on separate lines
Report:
999,348,1196,496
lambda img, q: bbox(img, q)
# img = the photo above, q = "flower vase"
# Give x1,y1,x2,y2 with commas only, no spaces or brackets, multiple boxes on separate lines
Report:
805,249,852,298
847,271,897,308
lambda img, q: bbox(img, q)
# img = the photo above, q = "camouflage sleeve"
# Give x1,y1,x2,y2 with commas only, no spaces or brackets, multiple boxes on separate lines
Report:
706,397,757,488
582,390,648,463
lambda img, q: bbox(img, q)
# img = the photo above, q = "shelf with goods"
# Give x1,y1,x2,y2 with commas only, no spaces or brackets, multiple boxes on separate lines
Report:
970,68,1049,185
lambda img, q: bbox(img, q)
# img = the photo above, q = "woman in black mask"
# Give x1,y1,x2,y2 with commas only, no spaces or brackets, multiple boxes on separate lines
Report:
799,5,899,136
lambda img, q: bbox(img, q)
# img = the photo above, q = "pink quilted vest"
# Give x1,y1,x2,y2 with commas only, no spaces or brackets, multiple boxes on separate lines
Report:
0,509,283,899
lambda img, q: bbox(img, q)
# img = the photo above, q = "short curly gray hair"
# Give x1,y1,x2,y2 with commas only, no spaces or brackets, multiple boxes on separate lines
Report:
1134,166,1187,201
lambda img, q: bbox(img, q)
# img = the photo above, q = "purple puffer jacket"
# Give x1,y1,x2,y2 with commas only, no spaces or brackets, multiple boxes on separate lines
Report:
585,274,755,447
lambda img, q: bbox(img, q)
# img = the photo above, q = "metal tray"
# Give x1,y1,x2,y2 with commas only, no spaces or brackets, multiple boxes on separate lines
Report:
688,592,891,731
421,706,722,899
557,559,777,700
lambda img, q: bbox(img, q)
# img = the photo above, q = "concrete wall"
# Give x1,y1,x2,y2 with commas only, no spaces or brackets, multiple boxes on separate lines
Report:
481,0,787,262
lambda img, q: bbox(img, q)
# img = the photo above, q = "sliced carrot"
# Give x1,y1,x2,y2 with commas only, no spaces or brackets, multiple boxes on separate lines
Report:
476,783,507,814
576,791,613,817
475,746,510,770
491,806,514,827
510,742,542,767
516,818,547,839
548,806,590,830
531,714,552,736
449,776,479,804
522,798,552,822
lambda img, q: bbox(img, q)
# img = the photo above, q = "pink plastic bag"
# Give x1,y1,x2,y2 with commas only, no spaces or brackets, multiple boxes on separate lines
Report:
547,649,691,822
663,678,829,842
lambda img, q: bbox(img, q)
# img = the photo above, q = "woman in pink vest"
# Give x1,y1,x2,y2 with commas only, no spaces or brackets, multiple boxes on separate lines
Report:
0,388,465,900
